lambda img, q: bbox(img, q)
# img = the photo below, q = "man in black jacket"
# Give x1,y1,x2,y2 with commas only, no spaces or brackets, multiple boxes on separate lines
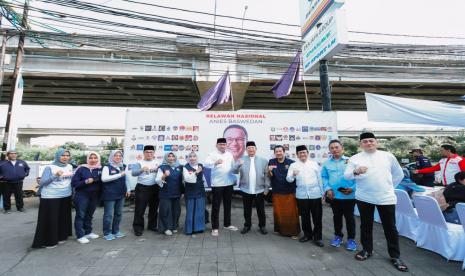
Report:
0,150,30,213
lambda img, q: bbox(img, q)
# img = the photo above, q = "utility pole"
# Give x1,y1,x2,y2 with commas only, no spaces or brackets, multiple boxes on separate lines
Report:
2,0,29,158
319,60,331,111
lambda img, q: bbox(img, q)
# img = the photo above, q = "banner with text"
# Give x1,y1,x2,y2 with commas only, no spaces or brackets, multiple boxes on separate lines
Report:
124,109,338,189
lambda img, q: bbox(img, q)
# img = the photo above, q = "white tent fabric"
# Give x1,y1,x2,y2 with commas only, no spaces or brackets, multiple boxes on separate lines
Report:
456,203,465,270
412,195,465,261
365,93,465,128
395,189,419,241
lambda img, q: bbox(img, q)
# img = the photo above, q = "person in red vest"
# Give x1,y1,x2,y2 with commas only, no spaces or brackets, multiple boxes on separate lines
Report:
413,144,465,186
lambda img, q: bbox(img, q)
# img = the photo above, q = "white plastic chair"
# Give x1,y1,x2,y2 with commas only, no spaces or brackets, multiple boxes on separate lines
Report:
455,203,465,270
395,189,419,241
412,195,465,261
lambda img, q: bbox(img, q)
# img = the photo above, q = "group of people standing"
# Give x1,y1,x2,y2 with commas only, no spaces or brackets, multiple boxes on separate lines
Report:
32,149,128,247
30,145,208,249
202,134,408,272
5,131,412,272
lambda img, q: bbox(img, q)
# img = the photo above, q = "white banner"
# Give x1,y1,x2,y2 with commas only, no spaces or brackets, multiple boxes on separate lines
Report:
366,93,465,128
124,109,338,189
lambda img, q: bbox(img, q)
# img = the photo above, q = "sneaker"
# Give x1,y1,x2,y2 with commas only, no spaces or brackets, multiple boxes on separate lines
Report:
164,230,173,236
330,236,343,248
103,234,115,241
77,237,90,244
211,229,219,236
172,229,178,233
346,239,357,251
85,233,99,239
18,208,25,212
45,244,58,249
114,232,126,238
58,240,66,244
3,210,11,214
224,225,238,231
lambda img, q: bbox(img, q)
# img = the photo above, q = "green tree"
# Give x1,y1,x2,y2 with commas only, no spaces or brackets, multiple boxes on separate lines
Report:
61,141,87,151
104,137,122,150
340,137,360,156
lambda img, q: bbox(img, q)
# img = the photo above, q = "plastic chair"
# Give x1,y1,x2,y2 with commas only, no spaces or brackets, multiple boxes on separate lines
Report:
412,195,465,261
455,203,465,270
395,189,419,241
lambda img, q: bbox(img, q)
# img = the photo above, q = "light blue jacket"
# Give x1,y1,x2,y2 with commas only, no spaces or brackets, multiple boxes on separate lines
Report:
321,156,355,200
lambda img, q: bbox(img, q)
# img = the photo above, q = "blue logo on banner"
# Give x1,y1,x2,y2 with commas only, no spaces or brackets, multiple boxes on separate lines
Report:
136,144,144,150
164,145,172,151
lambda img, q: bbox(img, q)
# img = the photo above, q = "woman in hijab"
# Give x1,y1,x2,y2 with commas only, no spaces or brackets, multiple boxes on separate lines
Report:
101,150,129,240
71,151,102,244
183,151,206,235
156,152,183,236
32,149,74,249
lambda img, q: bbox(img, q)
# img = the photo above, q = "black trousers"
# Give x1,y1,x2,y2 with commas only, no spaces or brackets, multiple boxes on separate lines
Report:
242,192,266,228
331,199,356,239
133,184,160,232
211,185,234,230
32,196,72,248
297,198,322,241
1,181,24,211
357,200,400,258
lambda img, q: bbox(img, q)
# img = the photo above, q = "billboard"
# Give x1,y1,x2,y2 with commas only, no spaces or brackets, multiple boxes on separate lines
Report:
123,109,338,189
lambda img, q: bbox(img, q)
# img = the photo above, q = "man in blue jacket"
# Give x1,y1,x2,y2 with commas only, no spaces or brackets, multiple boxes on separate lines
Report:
0,150,30,213
322,140,357,251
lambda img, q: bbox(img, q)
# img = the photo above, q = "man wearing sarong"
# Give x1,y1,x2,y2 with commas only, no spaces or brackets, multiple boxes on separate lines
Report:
268,145,300,239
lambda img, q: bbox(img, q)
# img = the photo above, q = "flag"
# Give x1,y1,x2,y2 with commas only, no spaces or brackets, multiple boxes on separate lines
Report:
271,51,301,98
197,70,231,111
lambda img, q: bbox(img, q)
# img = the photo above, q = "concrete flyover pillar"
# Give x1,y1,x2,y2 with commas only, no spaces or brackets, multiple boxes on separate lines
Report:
196,81,250,111
17,135,31,146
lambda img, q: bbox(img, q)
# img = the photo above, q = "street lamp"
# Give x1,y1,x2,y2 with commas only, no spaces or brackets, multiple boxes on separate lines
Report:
241,5,248,39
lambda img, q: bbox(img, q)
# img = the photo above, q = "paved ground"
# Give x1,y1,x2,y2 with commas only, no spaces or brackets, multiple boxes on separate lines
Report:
0,196,463,276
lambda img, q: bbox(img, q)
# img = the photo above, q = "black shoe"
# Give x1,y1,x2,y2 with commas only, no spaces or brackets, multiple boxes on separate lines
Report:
148,228,158,232
259,227,268,235
134,230,143,236
240,227,251,234
18,208,25,212
3,210,11,214
299,236,311,243
313,240,324,247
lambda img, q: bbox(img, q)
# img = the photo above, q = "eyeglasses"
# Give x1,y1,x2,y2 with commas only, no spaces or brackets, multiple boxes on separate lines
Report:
144,151,155,154
226,137,246,143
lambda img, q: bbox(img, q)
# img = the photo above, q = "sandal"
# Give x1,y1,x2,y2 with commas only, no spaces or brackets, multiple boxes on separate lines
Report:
354,250,372,261
391,258,409,272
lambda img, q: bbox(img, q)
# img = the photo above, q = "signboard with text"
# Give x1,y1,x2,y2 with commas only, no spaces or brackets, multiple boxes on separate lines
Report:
123,109,338,189
301,6,348,73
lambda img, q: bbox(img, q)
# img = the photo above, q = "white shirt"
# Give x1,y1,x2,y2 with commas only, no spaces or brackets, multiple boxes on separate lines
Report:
286,159,323,199
204,150,235,187
344,150,404,205
248,156,256,194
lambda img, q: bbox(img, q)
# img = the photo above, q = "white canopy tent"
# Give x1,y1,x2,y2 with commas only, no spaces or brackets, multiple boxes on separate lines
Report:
365,93,465,128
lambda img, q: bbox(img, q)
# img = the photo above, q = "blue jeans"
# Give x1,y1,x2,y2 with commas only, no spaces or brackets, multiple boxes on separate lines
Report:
103,198,124,235
74,192,99,238
443,208,461,224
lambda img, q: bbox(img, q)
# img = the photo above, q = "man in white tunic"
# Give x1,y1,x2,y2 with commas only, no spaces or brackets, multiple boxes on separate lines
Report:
344,132,408,272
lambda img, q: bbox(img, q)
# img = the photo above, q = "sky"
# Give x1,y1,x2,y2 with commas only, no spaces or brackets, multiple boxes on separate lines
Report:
1,0,465,146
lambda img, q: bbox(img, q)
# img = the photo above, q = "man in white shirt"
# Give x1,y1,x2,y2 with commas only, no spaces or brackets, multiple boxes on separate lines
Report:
343,132,408,272
286,145,324,247
232,141,270,235
204,138,238,236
